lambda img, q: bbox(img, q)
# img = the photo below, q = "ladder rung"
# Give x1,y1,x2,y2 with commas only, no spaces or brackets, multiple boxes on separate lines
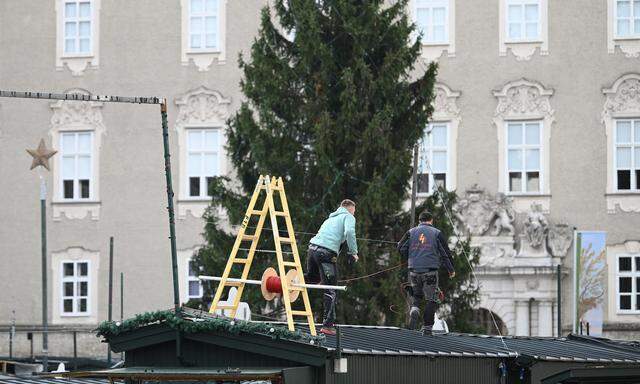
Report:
249,209,264,215
279,237,294,243
215,305,236,310
291,310,311,316
241,234,257,242
288,286,304,291
282,261,299,267
223,281,244,287
274,211,288,216
233,258,250,264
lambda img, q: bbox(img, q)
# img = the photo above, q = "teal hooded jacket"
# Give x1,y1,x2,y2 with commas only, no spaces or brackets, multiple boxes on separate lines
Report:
309,207,358,255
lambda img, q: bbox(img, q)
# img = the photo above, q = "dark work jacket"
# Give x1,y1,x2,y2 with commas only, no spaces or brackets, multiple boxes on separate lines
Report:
397,223,455,273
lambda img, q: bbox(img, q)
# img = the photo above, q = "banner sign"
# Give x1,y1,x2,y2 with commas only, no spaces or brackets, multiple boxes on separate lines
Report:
574,231,606,336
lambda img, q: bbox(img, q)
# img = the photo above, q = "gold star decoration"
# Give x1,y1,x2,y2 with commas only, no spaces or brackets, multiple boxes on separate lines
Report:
26,139,57,171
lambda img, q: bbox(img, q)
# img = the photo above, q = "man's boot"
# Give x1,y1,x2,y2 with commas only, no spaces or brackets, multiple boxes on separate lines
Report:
420,326,433,336
320,325,336,336
408,306,421,330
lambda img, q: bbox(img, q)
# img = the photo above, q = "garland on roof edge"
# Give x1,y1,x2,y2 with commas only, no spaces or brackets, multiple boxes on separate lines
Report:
95,310,324,345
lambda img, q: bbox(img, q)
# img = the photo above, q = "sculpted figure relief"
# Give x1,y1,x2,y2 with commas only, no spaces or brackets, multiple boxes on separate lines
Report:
547,223,573,257
491,193,515,236
454,185,496,236
525,204,549,248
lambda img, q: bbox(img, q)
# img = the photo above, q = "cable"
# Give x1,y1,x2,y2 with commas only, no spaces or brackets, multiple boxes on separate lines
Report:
339,262,405,283
420,134,515,356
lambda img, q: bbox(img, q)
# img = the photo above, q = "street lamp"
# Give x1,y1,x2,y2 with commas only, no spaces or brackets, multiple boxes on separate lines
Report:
26,138,57,372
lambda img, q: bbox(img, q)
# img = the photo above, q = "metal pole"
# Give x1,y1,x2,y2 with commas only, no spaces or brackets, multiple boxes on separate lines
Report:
107,236,114,366
572,228,579,334
29,333,34,361
9,310,15,359
160,100,181,313
557,264,562,337
73,331,77,371
198,275,348,291
410,144,419,228
120,272,124,362
40,177,49,372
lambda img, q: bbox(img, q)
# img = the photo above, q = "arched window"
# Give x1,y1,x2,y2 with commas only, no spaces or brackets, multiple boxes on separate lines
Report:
471,308,509,335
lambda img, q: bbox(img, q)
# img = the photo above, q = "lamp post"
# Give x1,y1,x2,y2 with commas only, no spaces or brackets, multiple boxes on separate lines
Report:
26,139,57,372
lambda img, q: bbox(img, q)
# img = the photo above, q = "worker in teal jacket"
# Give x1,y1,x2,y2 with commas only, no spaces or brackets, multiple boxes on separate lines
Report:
305,199,359,335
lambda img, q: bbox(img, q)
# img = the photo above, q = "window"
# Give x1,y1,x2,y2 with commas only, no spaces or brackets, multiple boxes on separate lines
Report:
415,0,449,44
63,1,92,55
418,123,448,194
614,119,640,191
61,261,90,316
187,129,220,198
617,255,640,312
189,0,219,51
506,121,542,193
60,132,93,200
615,0,640,38
188,260,203,299
506,0,539,41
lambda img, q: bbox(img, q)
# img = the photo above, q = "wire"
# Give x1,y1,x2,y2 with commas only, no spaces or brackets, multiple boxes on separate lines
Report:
339,262,405,283
420,135,515,356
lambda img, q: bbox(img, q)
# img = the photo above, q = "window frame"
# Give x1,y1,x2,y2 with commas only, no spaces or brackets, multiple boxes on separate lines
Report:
614,119,640,192
188,0,220,53
59,131,94,201
505,120,544,195
187,259,203,299
185,127,221,199
414,0,450,45
614,0,640,39
505,0,542,43
60,260,91,317
417,122,450,196
62,0,93,57
615,254,640,314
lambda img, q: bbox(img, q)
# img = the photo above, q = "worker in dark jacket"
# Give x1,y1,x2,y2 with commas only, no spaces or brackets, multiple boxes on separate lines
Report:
397,210,455,335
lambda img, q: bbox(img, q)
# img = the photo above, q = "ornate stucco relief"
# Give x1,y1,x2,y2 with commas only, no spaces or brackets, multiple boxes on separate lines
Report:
493,79,554,208
602,73,640,213
175,86,231,219
49,89,105,221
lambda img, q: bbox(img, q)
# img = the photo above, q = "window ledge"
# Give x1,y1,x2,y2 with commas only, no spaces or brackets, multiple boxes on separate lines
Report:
508,194,551,214
52,201,100,221
182,50,226,71
61,53,95,59
505,39,544,45
606,193,640,214
186,49,222,55
421,42,450,47
60,313,90,318
613,36,640,41
616,310,640,315
177,200,210,219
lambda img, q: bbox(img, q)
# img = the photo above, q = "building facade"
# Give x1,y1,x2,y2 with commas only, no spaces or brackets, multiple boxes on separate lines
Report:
0,0,639,359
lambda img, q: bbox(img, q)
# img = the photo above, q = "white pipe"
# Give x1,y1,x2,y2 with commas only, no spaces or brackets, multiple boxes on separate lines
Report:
198,275,347,291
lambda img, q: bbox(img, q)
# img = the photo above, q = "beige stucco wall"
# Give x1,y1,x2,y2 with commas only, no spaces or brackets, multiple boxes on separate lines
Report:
0,0,639,360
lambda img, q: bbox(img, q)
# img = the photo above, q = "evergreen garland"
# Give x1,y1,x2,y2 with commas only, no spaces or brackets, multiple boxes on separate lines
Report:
95,310,324,345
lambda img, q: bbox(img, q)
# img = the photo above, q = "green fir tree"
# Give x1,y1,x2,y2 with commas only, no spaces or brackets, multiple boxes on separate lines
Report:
192,0,440,327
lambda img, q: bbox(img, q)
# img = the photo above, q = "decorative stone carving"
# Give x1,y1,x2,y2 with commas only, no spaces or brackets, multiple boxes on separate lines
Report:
491,193,515,236
432,83,461,121
454,185,496,236
175,86,231,127
602,74,640,119
51,99,105,128
547,223,573,257
472,236,517,268
494,79,554,119
524,203,549,248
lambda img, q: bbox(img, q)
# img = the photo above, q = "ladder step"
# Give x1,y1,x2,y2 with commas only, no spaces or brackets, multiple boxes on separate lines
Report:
233,258,250,264
288,286,304,291
215,305,236,310
291,310,311,316
241,234,257,242
223,281,244,287
274,211,288,216
249,209,264,215
282,261,299,267
279,237,294,243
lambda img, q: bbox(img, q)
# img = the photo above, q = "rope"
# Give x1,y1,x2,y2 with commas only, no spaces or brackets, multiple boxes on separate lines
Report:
339,262,405,283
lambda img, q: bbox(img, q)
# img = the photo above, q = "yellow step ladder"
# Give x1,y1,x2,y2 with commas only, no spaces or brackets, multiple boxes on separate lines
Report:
208,175,317,335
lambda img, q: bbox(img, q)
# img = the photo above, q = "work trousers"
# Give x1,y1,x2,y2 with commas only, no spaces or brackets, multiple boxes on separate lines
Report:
409,270,439,330
304,246,338,327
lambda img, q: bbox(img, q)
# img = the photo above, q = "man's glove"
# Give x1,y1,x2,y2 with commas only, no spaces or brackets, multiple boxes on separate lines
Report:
348,254,359,265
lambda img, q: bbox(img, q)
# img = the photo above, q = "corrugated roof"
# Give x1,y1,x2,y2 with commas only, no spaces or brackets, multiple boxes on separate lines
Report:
291,324,640,363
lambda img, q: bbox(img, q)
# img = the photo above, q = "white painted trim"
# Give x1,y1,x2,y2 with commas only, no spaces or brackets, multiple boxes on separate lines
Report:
608,0,640,57
606,241,640,322
499,0,548,60
181,0,227,70
409,0,456,62
602,74,640,213
49,89,105,221
175,86,230,218
178,246,202,303
55,0,100,75
51,247,99,324
493,79,554,211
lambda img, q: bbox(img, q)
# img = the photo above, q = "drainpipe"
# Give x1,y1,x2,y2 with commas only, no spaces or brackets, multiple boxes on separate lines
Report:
528,298,535,336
